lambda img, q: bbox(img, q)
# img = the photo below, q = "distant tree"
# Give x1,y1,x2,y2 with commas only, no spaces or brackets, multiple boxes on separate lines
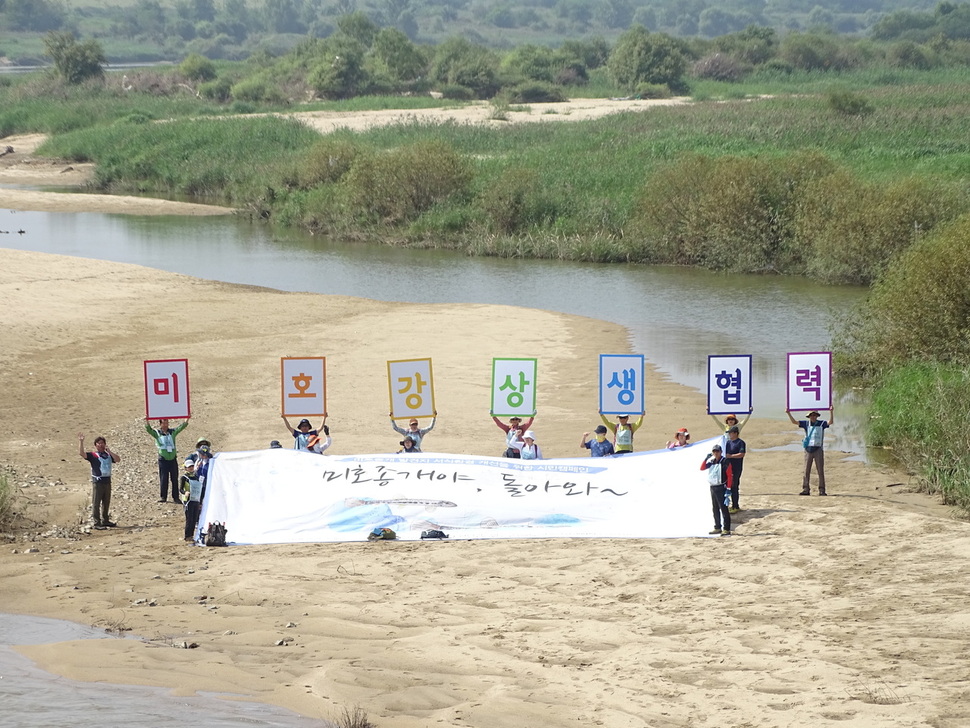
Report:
176,0,216,22
262,0,306,33
7,0,66,31
714,25,777,65
337,11,379,47
44,31,106,84
560,37,610,69
599,0,634,29
807,5,835,30
698,7,751,37
371,27,427,82
128,0,167,38
430,37,501,99
607,25,689,94
870,10,935,41
309,37,369,98
501,44,561,82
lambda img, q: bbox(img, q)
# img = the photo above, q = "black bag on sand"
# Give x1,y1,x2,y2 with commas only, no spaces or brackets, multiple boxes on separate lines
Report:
420,529,449,539
205,522,228,547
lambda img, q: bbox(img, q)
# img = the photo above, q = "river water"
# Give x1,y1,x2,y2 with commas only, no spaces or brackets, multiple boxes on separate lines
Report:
2,202,869,720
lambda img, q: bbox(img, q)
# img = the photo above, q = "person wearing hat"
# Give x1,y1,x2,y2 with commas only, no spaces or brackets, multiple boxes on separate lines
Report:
144,417,189,503
600,412,644,455
397,436,418,454
282,415,327,451
269,440,283,449
665,427,691,449
491,410,535,458
580,425,615,457
390,410,437,452
179,457,204,543
724,425,746,512
787,409,834,495
700,444,731,536
711,408,752,437
306,432,332,454
508,430,543,460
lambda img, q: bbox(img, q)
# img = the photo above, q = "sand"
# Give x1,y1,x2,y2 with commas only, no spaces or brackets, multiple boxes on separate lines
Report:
3,107,970,728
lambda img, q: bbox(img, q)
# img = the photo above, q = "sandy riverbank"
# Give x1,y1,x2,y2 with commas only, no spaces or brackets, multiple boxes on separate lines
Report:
1,247,969,728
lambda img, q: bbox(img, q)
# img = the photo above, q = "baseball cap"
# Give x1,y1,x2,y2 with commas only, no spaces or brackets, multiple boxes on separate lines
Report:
594,425,608,434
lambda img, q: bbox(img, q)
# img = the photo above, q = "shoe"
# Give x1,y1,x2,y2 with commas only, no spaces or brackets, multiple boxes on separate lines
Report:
818,490,827,496
104,521,117,528
729,507,740,514
799,489,811,496
721,530,732,536
158,498,168,503
94,525,107,530
709,529,722,535
184,538,194,543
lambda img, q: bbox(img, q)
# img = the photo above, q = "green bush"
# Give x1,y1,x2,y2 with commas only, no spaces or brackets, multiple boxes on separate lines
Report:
826,89,874,116
180,53,218,82
634,82,673,98
794,172,962,284
199,77,232,102
629,151,836,271
838,214,970,374
502,81,566,103
479,167,557,233
344,140,473,224
296,138,361,188
866,363,970,510
231,77,286,104
438,84,474,100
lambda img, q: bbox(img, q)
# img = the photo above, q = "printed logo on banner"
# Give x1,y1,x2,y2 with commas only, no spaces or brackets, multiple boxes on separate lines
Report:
599,354,645,415
388,358,435,419
707,355,753,415
787,352,832,412
144,359,191,420
281,357,327,417
491,358,537,417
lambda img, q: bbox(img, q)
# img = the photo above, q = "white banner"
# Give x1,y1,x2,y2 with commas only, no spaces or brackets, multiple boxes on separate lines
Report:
143,359,190,420
599,354,645,415
196,442,724,544
281,357,327,417
388,358,435,419
707,355,752,415
491,358,537,417
787,352,832,412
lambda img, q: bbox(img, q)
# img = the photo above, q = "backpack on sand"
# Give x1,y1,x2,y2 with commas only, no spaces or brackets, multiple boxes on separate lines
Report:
205,522,228,547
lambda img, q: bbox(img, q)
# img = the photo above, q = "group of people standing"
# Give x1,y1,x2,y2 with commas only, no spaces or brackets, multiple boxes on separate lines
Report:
79,405,831,541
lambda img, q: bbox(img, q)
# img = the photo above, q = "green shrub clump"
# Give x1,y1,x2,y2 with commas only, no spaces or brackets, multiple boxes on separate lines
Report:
344,140,473,224
867,363,970,510
180,53,218,82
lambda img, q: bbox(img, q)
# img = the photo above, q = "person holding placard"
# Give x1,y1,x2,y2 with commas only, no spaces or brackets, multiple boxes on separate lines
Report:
491,411,535,458
599,413,643,455
145,418,189,503
787,409,833,496
391,411,436,452
711,408,752,437
79,433,120,530
282,416,326,451
581,425,615,457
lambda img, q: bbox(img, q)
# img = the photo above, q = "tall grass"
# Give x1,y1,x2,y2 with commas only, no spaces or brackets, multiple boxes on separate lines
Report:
0,473,14,532
868,364,970,511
